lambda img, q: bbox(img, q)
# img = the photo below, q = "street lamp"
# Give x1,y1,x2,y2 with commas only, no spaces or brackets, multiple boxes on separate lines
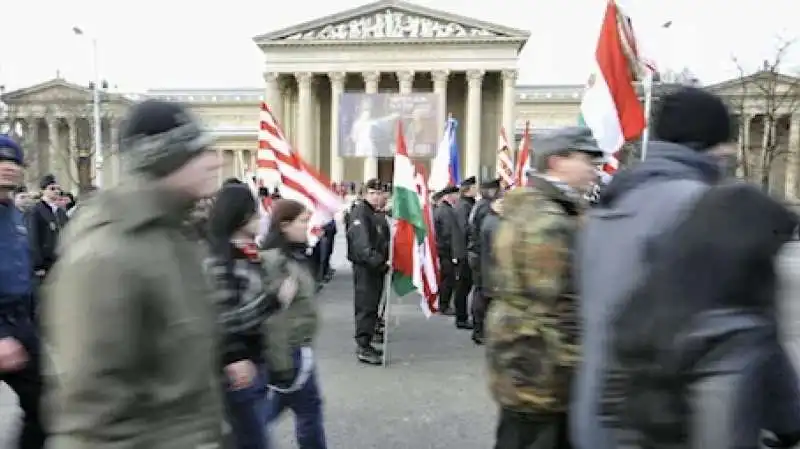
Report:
72,26,104,188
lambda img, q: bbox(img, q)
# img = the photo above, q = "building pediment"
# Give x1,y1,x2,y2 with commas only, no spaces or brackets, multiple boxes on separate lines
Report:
1,78,133,107
253,0,529,45
705,71,800,97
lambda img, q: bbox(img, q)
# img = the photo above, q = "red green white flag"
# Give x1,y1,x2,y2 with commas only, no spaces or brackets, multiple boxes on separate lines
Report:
391,121,427,300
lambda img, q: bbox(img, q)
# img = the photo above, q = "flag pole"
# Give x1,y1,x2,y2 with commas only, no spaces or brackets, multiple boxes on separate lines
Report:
380,272,392,367
640,70,654,161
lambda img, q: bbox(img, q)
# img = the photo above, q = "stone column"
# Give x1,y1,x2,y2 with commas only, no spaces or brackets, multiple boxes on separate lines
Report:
432,70,449,140
736,114,752,178
295,72,314,162
465,69,485,179
501,69,518,144
110,122,120,185
398,70,414,94
329,71,346,183
362,71,380,181
67,117,78,192
46,120,60,185
787,114,800,199
264,72,283,124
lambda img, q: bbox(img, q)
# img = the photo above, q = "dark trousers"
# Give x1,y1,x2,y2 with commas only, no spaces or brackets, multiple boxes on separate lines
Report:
495,409,571,449
0,305,44,449
224,363,270,449
321,235,334,276
471,293,493,336
438,258,455,311
353,266,384,347
267,351,326,449
454,261,473,322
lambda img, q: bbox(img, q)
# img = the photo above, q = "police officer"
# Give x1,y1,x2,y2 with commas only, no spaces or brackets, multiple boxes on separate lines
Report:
453,176,477,329
0,135,46,449
26,173,68,281
467,178,501,343
433,185,465,321
347,178,390,365
467,178,501,301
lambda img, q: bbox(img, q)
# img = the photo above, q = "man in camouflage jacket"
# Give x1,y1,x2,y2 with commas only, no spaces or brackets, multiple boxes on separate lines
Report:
486,127,602,449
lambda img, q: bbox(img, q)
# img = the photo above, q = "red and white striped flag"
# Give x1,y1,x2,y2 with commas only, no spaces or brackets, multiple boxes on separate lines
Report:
515,121,531,187
496,127,515,188
413,164,440,316
257,102,343,245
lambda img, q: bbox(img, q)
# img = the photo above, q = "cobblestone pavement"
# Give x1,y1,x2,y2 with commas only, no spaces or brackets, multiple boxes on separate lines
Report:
1,233,496,448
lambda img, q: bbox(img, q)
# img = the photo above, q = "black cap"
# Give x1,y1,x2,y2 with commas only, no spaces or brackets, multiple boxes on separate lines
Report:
119,99,215,177
437,185,459,197
653,87,733,151
461,176,476,188
39,174,57,190
364,178,383,191
480,178,501,190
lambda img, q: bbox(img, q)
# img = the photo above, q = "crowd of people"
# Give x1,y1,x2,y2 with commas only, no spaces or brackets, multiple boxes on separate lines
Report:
2,85,800,449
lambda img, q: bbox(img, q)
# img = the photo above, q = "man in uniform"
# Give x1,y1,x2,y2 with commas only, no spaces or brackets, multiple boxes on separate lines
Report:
467,178,501,332
44,100,225,448
486,127,601,449
454,176,477,329
26,173,68,282
433,185,464,321
0,135,46,449
472,192,504,345
347,178,390,365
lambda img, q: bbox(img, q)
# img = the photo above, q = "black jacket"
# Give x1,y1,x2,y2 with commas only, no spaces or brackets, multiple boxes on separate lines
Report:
433,201,465,262
467,198,492,273
455,196,475,258
26,200,68,272
346,200,390,272
479,212,500,298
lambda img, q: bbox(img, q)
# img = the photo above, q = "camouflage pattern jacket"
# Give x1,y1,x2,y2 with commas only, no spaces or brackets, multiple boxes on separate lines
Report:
486,175,583,414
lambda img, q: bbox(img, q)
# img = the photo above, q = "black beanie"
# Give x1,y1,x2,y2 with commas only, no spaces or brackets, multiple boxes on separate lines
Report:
119,99,214,177
653,87,734,151
208,184,257,247
39,174,57,190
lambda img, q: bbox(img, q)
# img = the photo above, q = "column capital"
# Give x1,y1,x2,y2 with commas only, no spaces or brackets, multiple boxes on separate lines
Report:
294,72,314,86
328,71,347,86
396,70,415,84
263,72,281,84
362,71,381,84
501,69,518,83
66,115,77,126
432,70,450,84
466,69,485,86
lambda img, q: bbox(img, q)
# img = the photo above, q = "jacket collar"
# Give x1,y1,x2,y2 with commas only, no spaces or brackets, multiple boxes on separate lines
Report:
528,175,582,216
105,174,196,232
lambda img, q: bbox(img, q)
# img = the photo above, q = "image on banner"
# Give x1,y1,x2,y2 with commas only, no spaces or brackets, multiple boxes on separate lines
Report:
338,93,440,158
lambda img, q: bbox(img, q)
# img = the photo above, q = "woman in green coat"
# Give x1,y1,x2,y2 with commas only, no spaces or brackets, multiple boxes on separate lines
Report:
261,199,326,449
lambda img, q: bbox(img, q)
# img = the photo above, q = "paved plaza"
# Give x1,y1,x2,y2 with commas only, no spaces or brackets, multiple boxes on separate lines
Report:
0,234,496,448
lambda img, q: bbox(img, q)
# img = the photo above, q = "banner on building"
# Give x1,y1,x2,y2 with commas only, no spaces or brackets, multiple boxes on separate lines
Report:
338,93,440,158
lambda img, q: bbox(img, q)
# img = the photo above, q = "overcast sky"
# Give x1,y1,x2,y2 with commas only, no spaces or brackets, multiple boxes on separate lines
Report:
3,0,798,93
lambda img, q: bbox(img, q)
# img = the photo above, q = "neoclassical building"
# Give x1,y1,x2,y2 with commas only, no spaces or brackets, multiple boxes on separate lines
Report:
2,0,799,197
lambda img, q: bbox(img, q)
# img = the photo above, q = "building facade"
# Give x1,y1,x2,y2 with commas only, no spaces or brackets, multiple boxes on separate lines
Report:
2,0,799,197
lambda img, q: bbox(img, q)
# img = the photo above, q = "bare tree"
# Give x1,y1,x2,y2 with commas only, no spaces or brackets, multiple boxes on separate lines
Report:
730,38,800,190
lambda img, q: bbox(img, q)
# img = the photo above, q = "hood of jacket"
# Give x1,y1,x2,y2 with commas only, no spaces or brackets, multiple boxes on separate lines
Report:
599,141,722,208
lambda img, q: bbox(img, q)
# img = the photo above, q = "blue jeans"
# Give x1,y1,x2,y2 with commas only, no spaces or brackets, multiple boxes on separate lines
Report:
225,363,270,449
267,348,327,449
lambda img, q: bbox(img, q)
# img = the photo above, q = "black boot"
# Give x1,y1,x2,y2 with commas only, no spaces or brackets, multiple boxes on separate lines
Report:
356,345,383,365
471,328,485,345
456,320,474,330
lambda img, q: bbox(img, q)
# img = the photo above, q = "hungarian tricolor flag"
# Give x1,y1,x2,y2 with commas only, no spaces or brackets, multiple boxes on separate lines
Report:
580,0,645,174
391,121,427,300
